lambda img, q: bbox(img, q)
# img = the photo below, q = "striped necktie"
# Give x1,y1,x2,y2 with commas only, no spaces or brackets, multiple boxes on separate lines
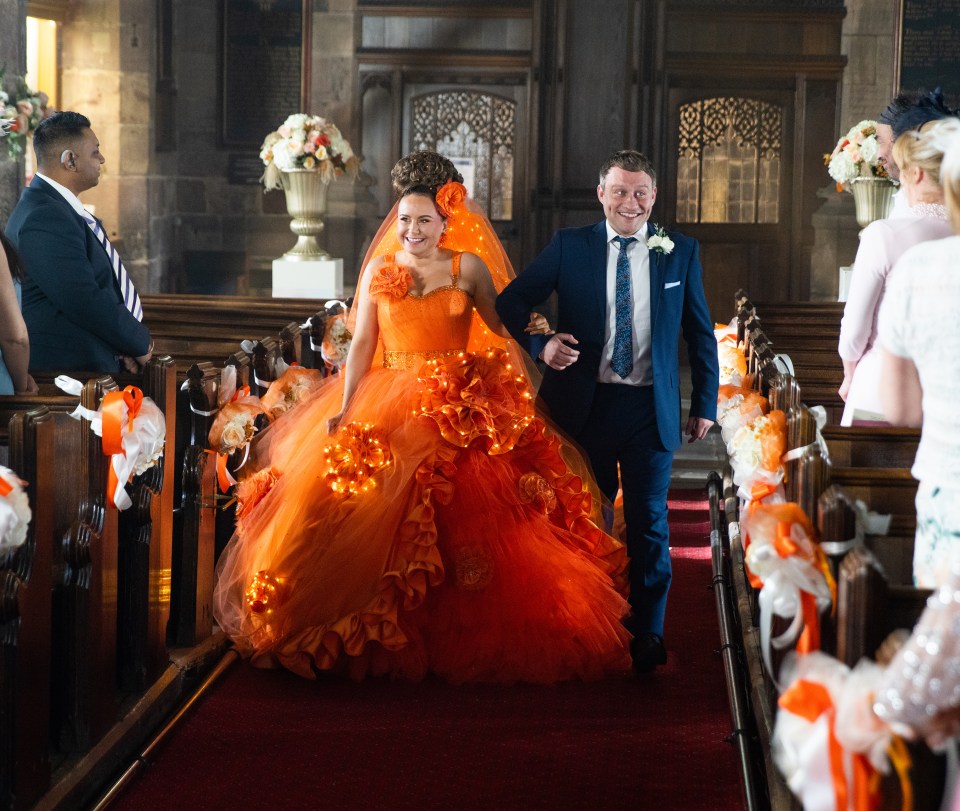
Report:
83,214,143,321
611,235,636,379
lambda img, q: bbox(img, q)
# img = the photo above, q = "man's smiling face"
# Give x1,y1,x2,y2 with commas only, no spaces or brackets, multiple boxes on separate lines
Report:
598,166,657,237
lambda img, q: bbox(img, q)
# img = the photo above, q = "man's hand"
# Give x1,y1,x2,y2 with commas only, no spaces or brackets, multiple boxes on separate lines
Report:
524,312,555,335
541,333,580,370
685,416,714,443
118,355,140,374
16,375,39,395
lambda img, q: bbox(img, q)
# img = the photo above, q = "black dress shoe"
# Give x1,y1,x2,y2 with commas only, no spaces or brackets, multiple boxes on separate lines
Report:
630,632,667,673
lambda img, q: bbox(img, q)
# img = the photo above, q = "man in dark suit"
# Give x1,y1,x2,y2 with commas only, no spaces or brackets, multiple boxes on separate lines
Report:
496,149,719,672
5,111,152,373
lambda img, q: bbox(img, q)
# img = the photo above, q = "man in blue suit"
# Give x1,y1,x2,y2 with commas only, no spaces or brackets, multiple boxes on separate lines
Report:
5,111,152,373
496,150,719,672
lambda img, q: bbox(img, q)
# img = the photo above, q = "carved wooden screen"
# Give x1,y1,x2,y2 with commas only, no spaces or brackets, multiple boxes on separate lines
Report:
410,90,516,221
676,97,782,224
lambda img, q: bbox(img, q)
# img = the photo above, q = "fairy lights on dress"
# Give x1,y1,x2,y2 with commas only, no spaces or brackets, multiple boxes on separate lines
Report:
245,570,284,616
323,421,393,495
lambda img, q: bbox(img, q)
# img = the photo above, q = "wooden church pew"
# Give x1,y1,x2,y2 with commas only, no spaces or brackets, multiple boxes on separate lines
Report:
1,407,60,809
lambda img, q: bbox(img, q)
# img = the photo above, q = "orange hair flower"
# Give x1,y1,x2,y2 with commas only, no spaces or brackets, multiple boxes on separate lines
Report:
435,181,467,218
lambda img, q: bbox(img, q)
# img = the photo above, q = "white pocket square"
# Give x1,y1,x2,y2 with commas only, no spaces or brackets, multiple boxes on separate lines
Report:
664,281,681,289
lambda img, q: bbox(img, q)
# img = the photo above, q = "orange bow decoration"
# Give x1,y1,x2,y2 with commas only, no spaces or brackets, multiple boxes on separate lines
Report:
0,477,11,497
101,386,144,509
231,385,251,402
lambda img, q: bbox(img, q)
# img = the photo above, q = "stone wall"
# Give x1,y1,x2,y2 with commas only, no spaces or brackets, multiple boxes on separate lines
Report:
809,0,899,300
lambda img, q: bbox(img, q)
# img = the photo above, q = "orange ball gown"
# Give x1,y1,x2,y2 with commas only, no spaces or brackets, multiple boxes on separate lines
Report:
213,206,632,684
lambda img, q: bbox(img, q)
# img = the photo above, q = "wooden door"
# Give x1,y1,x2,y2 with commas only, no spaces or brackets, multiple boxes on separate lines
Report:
661,88,796,322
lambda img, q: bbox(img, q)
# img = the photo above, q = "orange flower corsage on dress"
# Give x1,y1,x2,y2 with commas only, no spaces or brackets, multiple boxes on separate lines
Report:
369,262,412,299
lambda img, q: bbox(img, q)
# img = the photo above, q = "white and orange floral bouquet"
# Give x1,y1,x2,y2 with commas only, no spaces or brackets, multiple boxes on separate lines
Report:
727,409,787,498
774,652,912,811
0,466,31,554
260,366,324,422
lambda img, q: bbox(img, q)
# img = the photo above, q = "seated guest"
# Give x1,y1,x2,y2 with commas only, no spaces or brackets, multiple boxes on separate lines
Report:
837,120,954,425
876,87,957,219
877,118,960,588
4,111,152,374
0,233,37,395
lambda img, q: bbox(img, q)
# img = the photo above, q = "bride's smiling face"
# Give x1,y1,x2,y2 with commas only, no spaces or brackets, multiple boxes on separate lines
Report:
397,193,446,255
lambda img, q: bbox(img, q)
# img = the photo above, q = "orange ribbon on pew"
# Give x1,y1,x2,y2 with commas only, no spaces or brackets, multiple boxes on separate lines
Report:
750,482,779,503
102,386,144,509
231,385,250,402
779,678,851,811
0,477,12,497
216,452,235,494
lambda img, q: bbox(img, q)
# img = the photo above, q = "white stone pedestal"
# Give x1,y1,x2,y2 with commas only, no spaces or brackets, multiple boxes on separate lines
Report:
271,257,344,299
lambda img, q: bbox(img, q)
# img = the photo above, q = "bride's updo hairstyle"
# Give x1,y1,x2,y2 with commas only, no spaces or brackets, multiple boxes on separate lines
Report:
391,151,464,202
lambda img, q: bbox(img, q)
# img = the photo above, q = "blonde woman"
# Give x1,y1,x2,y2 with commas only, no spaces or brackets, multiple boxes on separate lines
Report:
878,117,960,587
837,120,955,425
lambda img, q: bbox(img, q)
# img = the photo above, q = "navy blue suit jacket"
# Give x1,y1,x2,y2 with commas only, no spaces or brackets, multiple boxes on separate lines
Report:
496,221,719,451
4,176,151,373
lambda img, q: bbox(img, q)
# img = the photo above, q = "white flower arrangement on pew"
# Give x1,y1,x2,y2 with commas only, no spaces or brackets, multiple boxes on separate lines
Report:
0,466,31,554
55,376,166,511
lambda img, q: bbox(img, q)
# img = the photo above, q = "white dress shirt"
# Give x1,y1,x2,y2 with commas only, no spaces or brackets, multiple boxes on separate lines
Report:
34,171,93,219
598,221,653,385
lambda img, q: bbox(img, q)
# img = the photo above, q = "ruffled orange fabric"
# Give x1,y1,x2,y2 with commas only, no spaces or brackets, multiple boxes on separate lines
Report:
273,446,455,679
235,467,282,525
322,421,393,495
368,261,411,299
416,348,535,455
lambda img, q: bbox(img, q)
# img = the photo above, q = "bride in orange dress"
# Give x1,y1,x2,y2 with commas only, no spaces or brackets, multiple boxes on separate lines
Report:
213,151,632,683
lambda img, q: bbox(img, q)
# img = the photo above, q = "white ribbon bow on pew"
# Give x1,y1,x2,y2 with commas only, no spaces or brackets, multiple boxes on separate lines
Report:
746,519,835,685
0,466,31,554
56,376,166,511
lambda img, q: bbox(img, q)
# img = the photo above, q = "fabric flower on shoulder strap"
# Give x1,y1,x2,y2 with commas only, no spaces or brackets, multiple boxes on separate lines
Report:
369,261,412,299
647,225,674,255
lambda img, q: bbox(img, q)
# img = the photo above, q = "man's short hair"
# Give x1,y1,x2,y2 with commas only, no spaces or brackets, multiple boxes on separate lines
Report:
33,111,91,167
599,150,657,187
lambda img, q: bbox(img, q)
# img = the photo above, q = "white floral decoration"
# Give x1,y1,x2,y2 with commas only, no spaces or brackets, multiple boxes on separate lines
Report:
0,466,32,554
647,225,675,255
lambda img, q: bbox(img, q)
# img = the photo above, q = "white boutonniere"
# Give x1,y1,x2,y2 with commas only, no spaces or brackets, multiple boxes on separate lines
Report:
647,225,674,255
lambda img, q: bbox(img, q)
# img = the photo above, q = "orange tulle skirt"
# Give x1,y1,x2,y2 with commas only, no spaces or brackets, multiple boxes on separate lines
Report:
213,354,632,683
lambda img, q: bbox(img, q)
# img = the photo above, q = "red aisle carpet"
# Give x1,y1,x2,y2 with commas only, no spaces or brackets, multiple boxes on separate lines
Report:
112,488,742,811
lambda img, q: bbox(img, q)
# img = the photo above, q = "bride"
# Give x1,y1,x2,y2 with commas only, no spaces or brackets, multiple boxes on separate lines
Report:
213,151,633,683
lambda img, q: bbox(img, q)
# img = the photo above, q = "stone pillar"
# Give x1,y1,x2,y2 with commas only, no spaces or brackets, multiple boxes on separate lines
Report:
60,0,154,290
808,0,899,301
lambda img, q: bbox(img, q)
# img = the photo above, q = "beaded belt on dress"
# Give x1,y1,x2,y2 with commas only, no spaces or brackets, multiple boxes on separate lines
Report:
383,349,464,370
